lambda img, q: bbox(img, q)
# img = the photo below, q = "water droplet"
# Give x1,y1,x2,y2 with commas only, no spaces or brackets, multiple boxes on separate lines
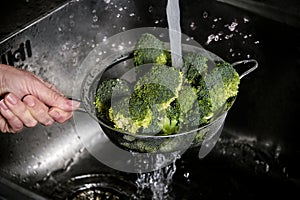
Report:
190,22,197,30
92,15,98,22
69,20,75,27
129,13,135,17
104,0,110,3
183,172,189,178
243,17,250,23
154,20,159,24
119,7,123,11
122,26,126,31
206,34,215,44
118,45,124,50
58,27,62,32
254,40,260,44
116,13,121,18
92,9,96,14
203,11,208,18
228,21,238,31
148,6,153,13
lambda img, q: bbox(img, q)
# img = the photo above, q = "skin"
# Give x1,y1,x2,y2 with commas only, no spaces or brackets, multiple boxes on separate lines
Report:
0,64,80,133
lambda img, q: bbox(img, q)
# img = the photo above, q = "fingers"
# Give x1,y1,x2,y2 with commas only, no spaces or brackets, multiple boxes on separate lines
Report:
49,107,73,124
3,93,37,128
23,94,74,124
23,95,54,126
29,80,80,112
0,93,75,133
0,100,24,133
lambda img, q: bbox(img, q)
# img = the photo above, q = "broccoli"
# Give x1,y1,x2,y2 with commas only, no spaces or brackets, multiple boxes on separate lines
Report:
160,100,181,135
128,64,183,135
94,33,241,142
140,105,167,135
108,96,151,134
134,64,183,109
183,52,208,86
133,33,171,67
196,61,240,123
94,79,131,120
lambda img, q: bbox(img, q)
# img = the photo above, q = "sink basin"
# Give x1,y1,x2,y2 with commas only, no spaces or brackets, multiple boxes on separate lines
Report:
1,0,299,199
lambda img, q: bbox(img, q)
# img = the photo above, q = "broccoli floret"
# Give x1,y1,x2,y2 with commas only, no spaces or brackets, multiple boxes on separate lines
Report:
133,33,171,66
107,64,184,135
127,64,183,135
134,64,183,109
140,105,167,135
183,52,208,86
109,96,151,134
176,84,203,130
94,79,131,120
160,100,181,135
196,61,240,123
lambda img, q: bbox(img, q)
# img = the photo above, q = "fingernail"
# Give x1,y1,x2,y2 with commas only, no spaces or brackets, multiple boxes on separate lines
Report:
49,110,60,119
66,100,80,109
0,100,8,111
6,93,18,105
23,97,35,107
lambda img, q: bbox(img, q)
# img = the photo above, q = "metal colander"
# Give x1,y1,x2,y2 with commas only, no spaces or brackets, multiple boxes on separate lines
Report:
75,27,258,154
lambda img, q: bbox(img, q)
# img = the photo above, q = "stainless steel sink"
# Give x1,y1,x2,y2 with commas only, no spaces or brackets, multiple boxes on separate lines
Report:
1,0,299,199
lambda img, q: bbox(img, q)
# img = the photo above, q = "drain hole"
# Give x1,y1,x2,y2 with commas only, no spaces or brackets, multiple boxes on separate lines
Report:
69,186,124,200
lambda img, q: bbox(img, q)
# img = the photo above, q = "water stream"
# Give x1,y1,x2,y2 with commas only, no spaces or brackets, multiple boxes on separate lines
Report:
135,154,180,200
166,0,183,68
134,1,184,199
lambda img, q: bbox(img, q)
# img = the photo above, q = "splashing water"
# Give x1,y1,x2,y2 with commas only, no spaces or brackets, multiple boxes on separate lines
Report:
133,1,185,199
135,153,180,200
166,0,183,68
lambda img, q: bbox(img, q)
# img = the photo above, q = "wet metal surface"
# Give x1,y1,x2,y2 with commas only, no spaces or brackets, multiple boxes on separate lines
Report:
0,0,300,199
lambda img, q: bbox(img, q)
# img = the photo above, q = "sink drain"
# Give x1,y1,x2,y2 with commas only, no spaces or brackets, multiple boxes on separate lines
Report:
69,187,124,200
60,173,137,200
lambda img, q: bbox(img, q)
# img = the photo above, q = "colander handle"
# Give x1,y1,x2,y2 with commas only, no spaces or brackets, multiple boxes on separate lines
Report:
231,59,258,79
66,96,86,113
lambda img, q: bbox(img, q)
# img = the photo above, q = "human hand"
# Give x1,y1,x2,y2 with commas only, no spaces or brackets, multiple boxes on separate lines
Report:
0,64,80,133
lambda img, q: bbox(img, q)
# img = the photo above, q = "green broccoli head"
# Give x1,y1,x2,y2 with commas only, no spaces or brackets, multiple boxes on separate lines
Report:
183,52,208,86
140,105,167,135
94,32,242,140
216,61,240,106
108,96,152,134
133,33,171,66
127,64,183,135
196,61,240,123
134,64,183,108
94,78,131,120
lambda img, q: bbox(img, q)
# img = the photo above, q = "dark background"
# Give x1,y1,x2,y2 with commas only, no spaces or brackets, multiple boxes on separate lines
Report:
0,0,68,41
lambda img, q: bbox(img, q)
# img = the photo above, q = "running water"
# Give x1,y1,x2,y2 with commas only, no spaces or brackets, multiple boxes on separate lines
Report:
166,0,183,68
135,153,180,200
134,1,184,199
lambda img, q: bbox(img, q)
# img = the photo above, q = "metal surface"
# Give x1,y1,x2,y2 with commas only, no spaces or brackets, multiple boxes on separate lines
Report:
0,0,299,199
